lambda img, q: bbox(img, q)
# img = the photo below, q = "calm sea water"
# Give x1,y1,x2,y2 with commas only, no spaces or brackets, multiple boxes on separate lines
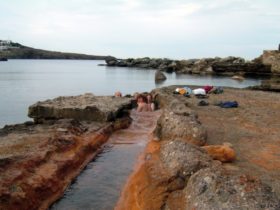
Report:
0,59,262,127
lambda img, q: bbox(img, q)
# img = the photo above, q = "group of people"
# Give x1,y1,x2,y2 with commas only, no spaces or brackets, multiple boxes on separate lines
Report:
114,91,155,112
134,93,155,112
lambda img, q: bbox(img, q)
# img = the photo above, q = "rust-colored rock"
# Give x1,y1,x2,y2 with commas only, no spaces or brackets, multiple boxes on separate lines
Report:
202,143,236,162
116,140,214,210
0,117,131,210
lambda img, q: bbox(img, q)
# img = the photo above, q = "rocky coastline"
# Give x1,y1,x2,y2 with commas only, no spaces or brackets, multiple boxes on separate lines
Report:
0,57,8,61
105,50,280,77
0,87,280,209
105,50,280,92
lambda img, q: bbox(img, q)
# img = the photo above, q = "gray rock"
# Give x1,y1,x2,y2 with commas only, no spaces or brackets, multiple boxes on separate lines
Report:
184,167,280,210
155,70,167,81
160,140,213,178
158,63,168,71
153,108,207,146
28,93,132,122
260,50,280,74
105,56,118,66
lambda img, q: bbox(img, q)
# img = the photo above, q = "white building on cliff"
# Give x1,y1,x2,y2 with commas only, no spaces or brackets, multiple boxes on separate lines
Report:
0,40,18,51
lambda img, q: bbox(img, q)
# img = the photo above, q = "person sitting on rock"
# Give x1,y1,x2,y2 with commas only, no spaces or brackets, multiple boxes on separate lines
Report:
137,94,152,112
147,94,155,111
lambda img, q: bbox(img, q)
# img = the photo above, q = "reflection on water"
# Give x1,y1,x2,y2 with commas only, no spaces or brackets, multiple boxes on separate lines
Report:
51,110,160,210
0,60,263,127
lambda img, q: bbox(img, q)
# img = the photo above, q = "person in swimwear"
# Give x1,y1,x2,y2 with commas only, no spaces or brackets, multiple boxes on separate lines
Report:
136,94,151,112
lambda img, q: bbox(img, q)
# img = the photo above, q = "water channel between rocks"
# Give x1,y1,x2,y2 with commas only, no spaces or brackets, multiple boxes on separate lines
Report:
51,110,161,210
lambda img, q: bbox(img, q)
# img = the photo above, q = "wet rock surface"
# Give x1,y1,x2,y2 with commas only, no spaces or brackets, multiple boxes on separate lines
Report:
28,93,132,122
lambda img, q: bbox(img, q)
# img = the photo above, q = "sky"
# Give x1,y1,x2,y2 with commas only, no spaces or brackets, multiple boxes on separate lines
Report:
0,0,279,59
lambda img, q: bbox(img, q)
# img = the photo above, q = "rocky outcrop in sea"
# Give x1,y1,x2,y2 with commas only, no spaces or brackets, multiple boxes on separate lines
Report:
105,50,280,76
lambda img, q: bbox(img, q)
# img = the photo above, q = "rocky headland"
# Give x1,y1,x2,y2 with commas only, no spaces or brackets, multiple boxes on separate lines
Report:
0,41,108,60
0,87,280,210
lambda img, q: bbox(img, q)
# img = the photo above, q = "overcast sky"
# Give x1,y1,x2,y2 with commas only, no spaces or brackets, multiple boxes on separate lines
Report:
0,0,279,59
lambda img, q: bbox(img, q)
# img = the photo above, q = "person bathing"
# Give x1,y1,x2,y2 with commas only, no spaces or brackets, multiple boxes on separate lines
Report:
136,94,153,112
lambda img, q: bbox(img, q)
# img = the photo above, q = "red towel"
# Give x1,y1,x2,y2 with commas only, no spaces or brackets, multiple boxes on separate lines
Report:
203,85,213,93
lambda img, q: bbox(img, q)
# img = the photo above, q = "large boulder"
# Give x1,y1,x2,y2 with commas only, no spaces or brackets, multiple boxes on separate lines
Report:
153,107,207,146
151,87,207,146
28,93,132,123
155,70,167,81
160,140,213,178
260,50,280,74
105,56,118,66
184,167,280,210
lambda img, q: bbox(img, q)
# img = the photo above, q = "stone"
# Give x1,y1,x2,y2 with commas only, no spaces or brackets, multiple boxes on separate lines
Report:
158,63,168,71
28,93,132,122
160,140,213,178
260,50,280,74
151,87,207,145
105,56,118,66
202,143,236,162
153,108,207,146
155,70,167,81
184,168,280,210
231,75,245,81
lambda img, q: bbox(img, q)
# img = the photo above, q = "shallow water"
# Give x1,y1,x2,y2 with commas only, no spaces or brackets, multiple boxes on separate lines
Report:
51,110,160,210
0,59,262,127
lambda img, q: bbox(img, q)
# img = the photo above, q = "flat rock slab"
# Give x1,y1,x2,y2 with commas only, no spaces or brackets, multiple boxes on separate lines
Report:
28,93,132,122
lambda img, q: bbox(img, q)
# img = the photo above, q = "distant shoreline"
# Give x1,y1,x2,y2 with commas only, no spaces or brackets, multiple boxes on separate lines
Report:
0,41,109,60
4,58,106,60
